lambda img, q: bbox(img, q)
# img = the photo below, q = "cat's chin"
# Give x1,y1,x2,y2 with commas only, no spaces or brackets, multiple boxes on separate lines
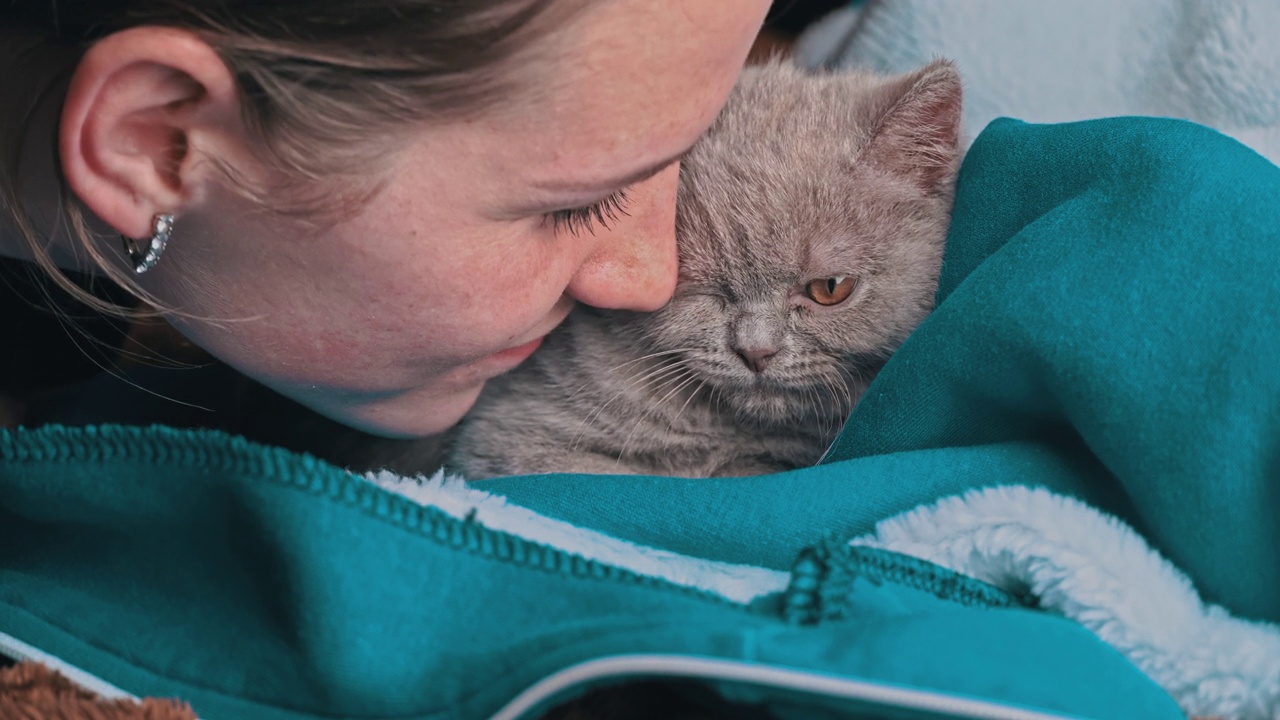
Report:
714,378,852,431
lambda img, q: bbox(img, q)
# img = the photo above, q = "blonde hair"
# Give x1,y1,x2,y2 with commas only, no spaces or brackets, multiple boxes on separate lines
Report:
2,0,559,317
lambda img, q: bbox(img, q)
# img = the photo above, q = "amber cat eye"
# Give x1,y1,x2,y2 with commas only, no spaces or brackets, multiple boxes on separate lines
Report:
805,276,856,305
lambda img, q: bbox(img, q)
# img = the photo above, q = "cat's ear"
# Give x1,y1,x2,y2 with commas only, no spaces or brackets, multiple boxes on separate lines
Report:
862,60,963,193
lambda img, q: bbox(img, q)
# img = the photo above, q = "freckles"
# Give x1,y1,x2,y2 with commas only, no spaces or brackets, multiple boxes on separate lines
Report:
308,332,363,370
236,325,357,382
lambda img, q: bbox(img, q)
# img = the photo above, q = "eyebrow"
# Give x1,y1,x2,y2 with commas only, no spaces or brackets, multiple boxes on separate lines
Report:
530,147,693,195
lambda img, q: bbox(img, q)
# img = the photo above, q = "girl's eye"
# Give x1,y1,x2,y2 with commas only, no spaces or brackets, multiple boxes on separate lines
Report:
542,189,632,237
805,275,857,306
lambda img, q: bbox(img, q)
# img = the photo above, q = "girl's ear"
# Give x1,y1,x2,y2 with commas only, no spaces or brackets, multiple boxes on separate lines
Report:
59,26,248,240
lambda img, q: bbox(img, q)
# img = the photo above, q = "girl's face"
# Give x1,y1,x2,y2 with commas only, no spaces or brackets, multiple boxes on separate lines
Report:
157,0,772,436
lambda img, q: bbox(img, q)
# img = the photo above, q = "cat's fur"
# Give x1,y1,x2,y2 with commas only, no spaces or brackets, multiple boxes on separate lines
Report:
428,59,962,480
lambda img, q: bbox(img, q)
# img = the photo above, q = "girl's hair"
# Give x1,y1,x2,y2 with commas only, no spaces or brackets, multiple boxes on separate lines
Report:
2,0,561,316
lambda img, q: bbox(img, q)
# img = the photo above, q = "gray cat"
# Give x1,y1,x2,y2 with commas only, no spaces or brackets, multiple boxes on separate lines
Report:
431,59,962,480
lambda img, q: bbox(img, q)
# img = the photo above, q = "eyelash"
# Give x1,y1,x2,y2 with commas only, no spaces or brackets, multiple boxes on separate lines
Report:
542,189,632,237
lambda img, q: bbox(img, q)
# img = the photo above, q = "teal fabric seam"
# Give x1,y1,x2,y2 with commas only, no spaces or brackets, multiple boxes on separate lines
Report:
2,424,1021,622
784,538,1026,625
0,424,745,610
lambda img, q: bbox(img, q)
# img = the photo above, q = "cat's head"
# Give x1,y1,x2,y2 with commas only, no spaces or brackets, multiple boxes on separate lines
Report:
624,59,962,429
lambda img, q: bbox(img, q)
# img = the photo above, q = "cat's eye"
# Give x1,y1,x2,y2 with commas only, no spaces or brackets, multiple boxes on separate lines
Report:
805,276,857,306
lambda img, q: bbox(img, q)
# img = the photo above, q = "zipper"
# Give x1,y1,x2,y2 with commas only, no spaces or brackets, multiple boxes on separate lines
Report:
487,654,1089,720
0,633,1086,720
0,629,136,701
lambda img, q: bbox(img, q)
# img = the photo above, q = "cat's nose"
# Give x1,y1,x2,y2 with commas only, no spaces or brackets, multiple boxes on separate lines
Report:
737,346,778,373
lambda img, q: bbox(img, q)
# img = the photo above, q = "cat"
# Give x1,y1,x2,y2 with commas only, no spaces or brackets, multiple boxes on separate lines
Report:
436,59,963,480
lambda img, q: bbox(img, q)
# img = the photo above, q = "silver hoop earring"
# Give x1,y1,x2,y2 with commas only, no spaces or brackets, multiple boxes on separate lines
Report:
122,213,174,275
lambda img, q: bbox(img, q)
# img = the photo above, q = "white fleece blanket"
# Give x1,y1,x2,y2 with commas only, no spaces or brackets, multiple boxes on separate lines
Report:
851,486,1280,720
366,471,1280,720
795,0,1280,166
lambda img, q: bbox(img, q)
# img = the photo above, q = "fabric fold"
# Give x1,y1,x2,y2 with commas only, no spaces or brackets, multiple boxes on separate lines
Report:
848,485,1280,720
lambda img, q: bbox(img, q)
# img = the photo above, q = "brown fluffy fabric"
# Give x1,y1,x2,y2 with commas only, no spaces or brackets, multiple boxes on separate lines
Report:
0,662,196,720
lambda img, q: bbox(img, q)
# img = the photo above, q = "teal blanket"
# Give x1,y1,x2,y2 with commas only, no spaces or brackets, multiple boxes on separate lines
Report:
840,116,1280,623
1,116,1276,719
489,116,1280,625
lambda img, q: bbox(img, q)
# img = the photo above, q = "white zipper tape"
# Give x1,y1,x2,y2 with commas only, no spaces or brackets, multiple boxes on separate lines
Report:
0,630,137,701
487,654,1089,720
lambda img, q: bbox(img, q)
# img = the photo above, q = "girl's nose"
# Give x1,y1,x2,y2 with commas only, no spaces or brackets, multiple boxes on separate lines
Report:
564,165,680,312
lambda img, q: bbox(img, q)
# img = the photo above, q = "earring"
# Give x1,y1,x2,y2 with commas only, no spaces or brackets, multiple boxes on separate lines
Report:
122,213,174,275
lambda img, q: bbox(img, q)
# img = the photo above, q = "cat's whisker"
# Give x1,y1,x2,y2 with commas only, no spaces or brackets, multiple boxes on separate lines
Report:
822,383,847,434
819,385,836,440
615,367,697,453
633,360,691,390
837,383,854,422
822,379,849,440
708,383,725,412
640,367,697,412
608,348,692,373
670,376,711,448
568,359,692,453
829,371,855,417
821,380,842,438
565,350,689,402
567,348,693,401
567,363,675,451
803,384,831,440
621,364,693,407
833,364,861,409
671,378,708,428
617,371,700,460
650,367,699,410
